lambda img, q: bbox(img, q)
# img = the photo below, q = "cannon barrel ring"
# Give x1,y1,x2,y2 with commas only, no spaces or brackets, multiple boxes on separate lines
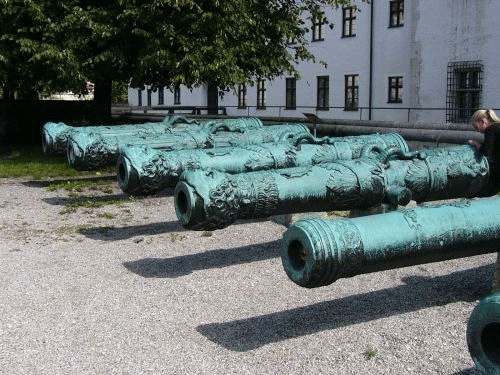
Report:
174,181,206,229
117,155,139,194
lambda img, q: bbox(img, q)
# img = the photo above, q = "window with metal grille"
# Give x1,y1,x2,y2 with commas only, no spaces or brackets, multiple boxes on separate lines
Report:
174,85,181,104
286,78,297,110
345,74,359,111
389,0,404,28
446,61,482,123
342,7,356,37
257,80,266,109
147,88,152,107
238,85,247,109
312,15,324,42
317,76,329,110
388,76,403,103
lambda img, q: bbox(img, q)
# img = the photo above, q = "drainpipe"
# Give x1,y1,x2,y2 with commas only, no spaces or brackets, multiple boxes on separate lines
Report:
368,0,374,120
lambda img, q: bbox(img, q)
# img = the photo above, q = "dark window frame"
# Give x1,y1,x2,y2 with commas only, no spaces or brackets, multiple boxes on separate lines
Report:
256,79,266,109
147,88,152,107
446,61,483,123
158,87,164,105
344,74,359,111
174,85,181,104
388,76,403,103
316,76,329,110
137,89,142,107
312,15,325,42
238,85,247,109
389,0,404,28
285,78,297,110
342,7,357,38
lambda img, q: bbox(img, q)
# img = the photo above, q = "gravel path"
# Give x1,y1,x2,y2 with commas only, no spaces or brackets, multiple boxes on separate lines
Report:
0,177,494,375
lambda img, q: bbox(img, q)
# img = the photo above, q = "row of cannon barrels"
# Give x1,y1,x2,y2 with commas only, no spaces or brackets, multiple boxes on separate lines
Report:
43,117,499,374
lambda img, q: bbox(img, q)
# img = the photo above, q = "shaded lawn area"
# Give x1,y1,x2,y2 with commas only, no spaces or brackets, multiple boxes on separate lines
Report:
0,145,113,180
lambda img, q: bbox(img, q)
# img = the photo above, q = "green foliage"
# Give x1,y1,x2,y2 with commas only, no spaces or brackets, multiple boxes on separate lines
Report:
0,0,366,96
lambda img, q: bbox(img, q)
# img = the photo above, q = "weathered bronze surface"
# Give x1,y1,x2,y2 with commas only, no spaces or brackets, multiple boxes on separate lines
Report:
42,116,263,154
280,196,500,288
117,132,408,195
174,144,491,230
67,122,307,169
467,292,500,375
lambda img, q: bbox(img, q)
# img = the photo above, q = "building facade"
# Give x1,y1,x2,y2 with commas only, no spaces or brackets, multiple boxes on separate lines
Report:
128,0,500,124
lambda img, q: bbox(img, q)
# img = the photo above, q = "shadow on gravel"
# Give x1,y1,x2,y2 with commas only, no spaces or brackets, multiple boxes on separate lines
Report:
197,264,495,352
81,220,182,240
123,240,280,278
451,368,482,375
42,193,129,206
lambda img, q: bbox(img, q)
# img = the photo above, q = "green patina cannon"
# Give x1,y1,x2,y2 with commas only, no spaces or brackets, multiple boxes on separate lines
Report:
467,292,500,375
116,132,408,195
174,144,491,230
67,122,308,170
279,196,500,374
42,116,263,154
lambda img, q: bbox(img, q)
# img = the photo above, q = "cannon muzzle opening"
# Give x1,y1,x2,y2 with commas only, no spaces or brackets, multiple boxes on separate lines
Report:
467,292,500,374
174,181,206,229
281,219,345,288
116,155,140,194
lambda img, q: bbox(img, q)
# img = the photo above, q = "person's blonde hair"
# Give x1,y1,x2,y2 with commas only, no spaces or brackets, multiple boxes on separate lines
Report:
470,109,500,124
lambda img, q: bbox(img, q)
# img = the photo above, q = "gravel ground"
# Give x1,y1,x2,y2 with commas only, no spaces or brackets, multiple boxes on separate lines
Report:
0,176,495,375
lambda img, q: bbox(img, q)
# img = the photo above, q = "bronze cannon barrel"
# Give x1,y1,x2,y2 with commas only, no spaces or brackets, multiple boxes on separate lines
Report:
43,116,262,154
66,123,309,170
117,132,408,195
174,144,491,230
467,292,500,375
280,196,500,288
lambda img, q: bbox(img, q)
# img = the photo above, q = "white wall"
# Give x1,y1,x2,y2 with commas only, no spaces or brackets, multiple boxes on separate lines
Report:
128,0,500,124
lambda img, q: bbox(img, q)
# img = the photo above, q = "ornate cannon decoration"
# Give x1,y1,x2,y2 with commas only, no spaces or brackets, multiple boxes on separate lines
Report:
67,122,308,170
467,292,500,375
279,196,500,374
117,132,408,195
42,116,263,154
174,144,491,230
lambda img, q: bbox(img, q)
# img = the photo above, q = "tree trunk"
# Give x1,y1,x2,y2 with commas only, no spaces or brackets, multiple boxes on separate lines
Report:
92,79,112,121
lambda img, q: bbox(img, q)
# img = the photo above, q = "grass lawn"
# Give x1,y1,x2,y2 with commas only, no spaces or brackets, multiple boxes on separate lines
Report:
0,145,113,180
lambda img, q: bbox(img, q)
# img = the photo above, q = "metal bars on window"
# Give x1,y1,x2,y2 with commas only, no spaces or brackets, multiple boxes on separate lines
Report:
257,80,266,109
388,76,403,103
446,61,483,123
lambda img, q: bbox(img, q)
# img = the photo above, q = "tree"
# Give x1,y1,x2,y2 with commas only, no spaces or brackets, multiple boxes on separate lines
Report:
0,0,365,116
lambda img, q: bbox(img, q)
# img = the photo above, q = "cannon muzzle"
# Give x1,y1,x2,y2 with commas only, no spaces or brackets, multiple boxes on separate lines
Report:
467,292,500,375
281,196,500,288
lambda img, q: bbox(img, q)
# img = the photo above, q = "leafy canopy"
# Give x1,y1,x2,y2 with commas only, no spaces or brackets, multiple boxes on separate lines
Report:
0,0,366,95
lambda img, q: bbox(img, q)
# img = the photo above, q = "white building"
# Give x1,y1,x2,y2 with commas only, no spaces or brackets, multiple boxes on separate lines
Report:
128,0,500,124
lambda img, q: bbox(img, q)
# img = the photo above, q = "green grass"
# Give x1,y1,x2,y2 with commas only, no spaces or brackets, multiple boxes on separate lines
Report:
0,145,113,180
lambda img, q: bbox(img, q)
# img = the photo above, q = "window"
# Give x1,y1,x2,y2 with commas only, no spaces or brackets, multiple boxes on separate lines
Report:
317,76,329,110
446,61,483,123
137,89,142,106
312,15,325,42
238,85,247,109
345,74,359,111
174,85,181,104
342,7,357,37
147,88,152,107
389,0,404,27
158,87,164,105
388,77,403,103
257,80,266,109
285,78,297,110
